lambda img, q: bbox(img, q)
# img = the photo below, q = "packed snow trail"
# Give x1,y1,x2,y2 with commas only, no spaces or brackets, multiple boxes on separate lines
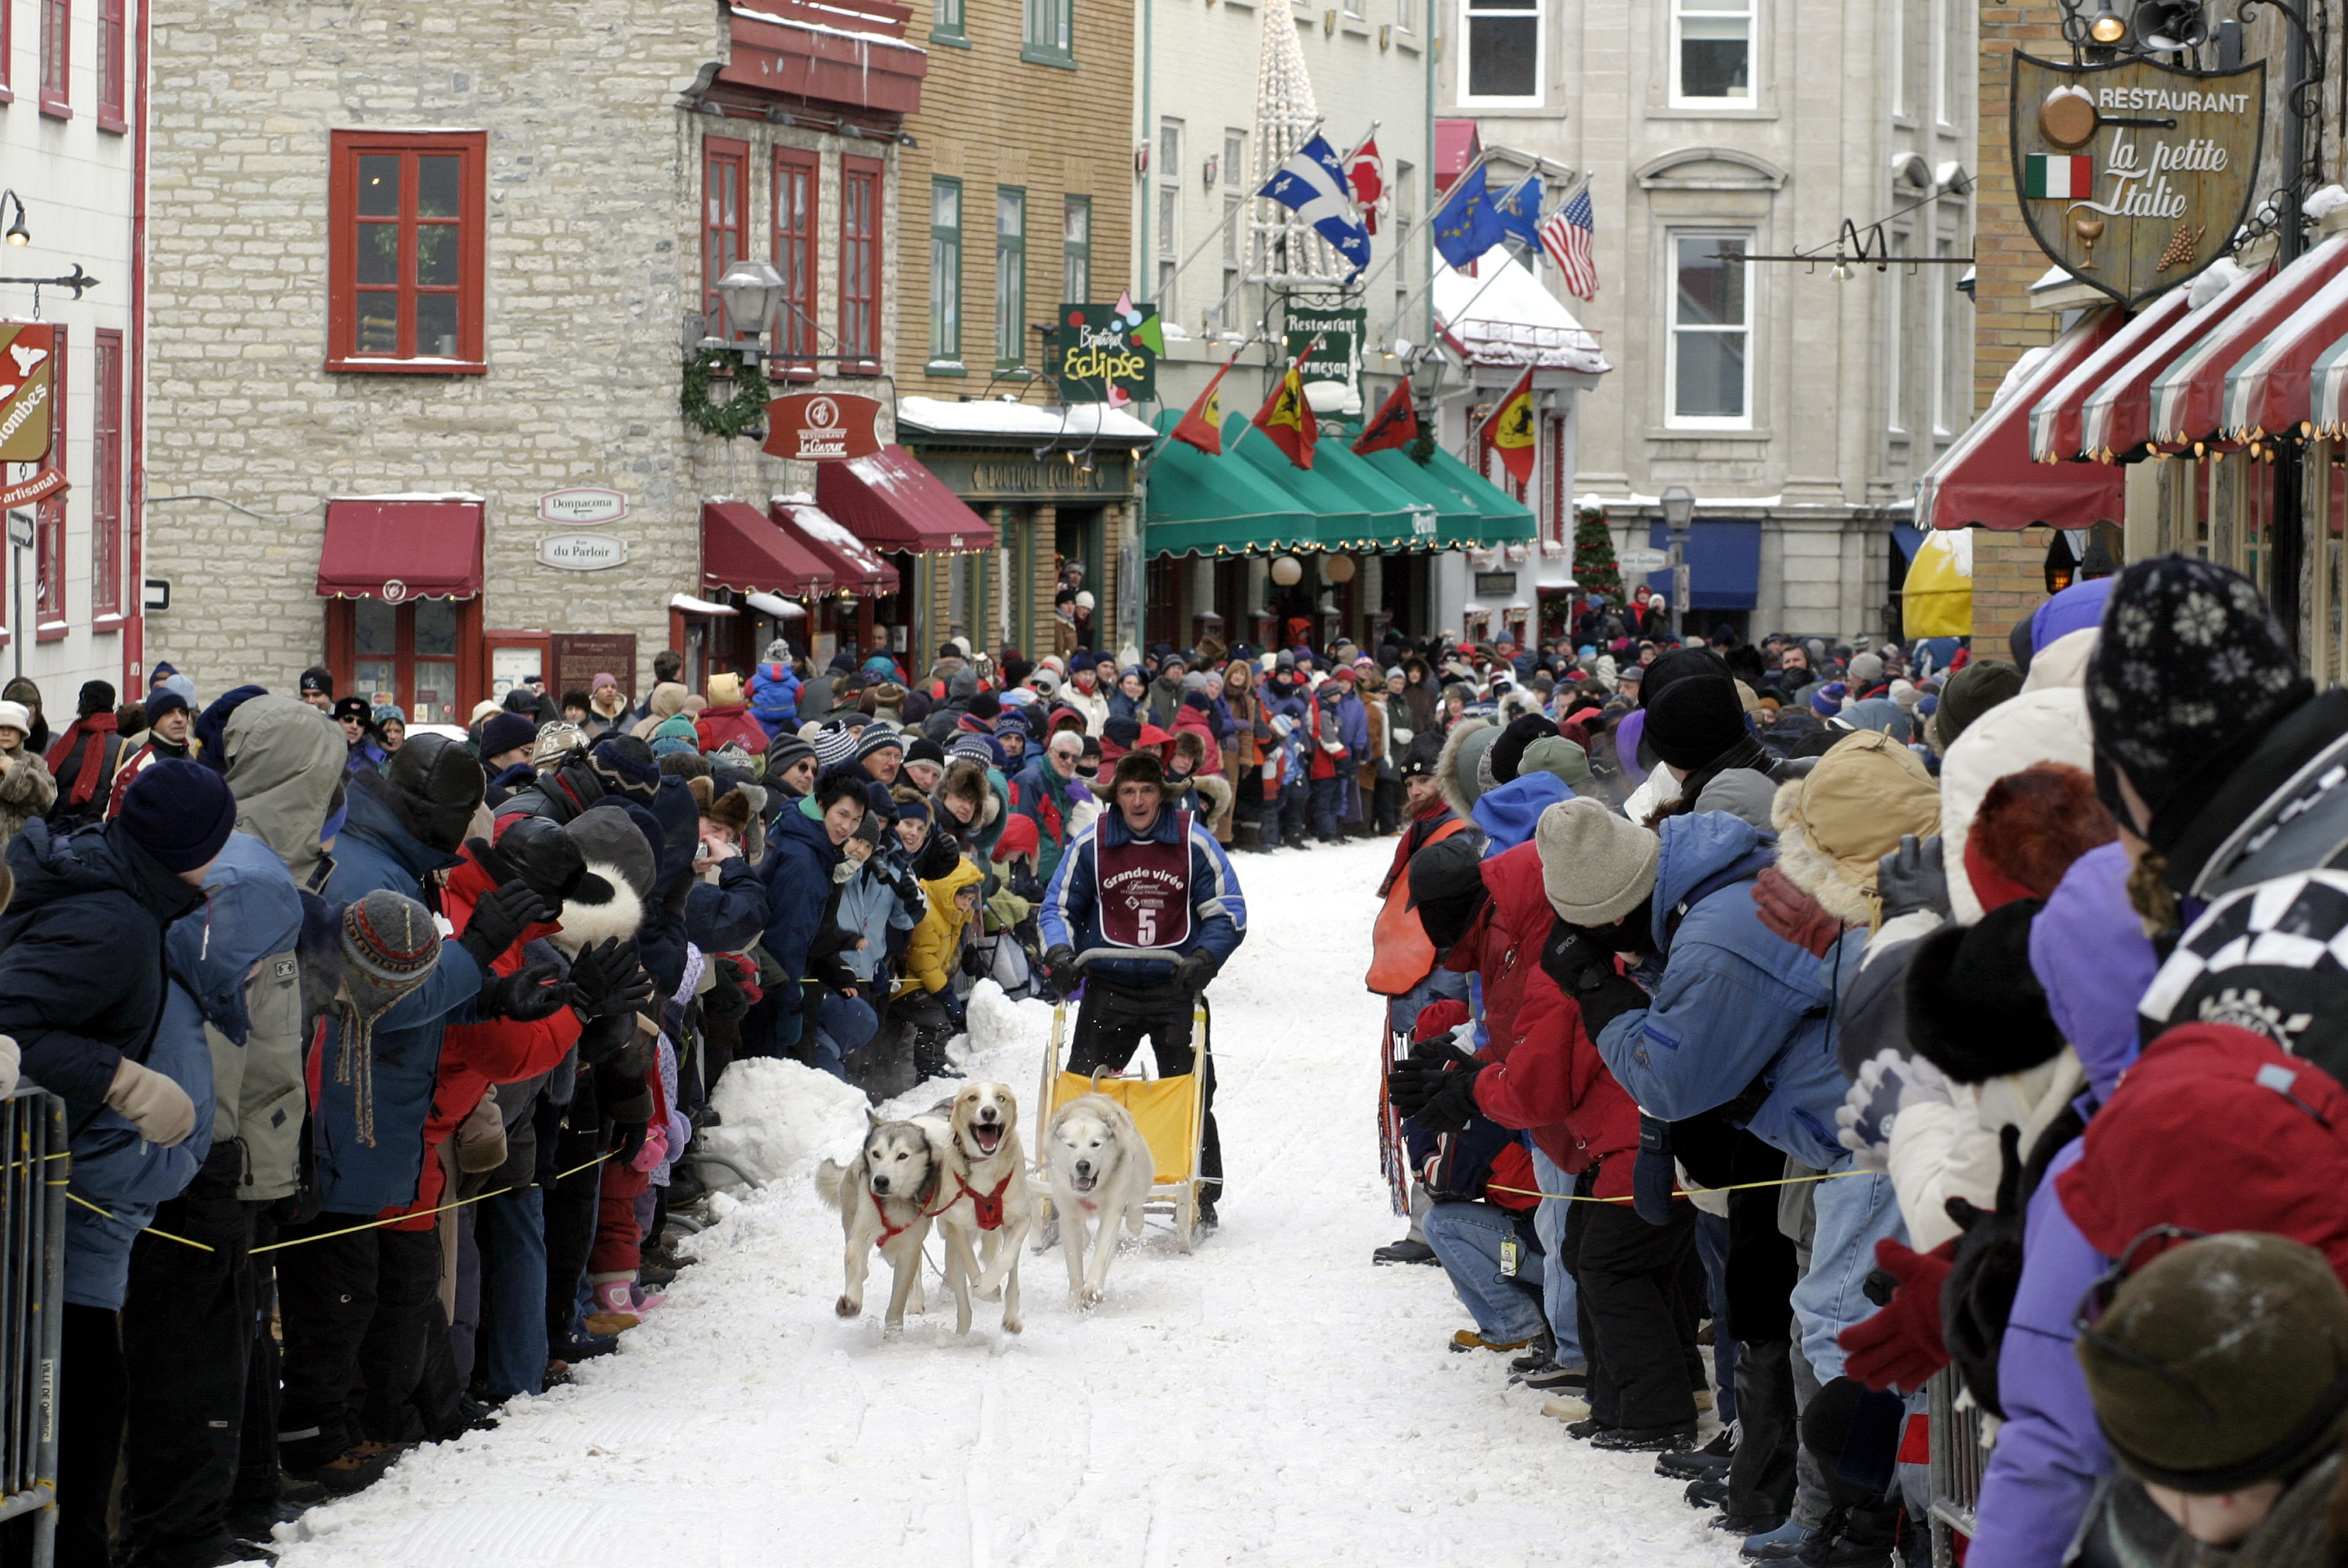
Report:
268,839,1742,1568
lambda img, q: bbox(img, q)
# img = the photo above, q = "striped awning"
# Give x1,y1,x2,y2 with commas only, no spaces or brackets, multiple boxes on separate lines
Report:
2073,264,2270,461
2150,234,2348,446
2222,259,2348,441
1917,307,2121,531
2027,289,2191,462
2314,333,2348,439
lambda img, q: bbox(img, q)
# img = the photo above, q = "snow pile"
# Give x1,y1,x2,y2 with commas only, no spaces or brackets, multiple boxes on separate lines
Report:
959,977,1054,1066
700,1057,871,1183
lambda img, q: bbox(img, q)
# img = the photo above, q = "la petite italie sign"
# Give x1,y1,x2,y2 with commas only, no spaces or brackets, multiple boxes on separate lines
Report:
2012,53,2264,308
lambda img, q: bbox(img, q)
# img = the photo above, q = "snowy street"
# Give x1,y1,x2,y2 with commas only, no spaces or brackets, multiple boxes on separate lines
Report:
268,838,1740,1568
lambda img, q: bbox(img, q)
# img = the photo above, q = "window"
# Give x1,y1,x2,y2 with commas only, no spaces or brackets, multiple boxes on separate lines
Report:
930,178,962,365
994,187,1026,367
34,326,64,632
1890,0,1907,117
96,0,126,129
703,137,749,326
91,329,121,619
1223,128,1245,189
932,0,965,41
39,0,68,117
772,148,820,369
839,156,882,368
1937,0,1962,125
1398,0,1414,31
1157,118,1182,309
334,597,478,726
1461,0,1539,104
1022,0,1073,65
1063,195,1089,305
1886,232,1907,435
327,130,487,373
1672,0,1753,105
1669,234,1751,426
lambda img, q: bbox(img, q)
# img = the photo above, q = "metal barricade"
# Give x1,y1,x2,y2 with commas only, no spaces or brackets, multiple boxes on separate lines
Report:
0,1086,64,1565
1926,1366,1987,1568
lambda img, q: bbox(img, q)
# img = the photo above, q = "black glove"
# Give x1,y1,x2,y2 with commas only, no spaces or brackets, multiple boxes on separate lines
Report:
1632,1113,1676,1226
1543,925,1649,1036
459,880,555,969
1404,1061,1485,1133
1388,1054,1481,1120
1043,944,1080,993
478,959,572,1022
1877,834,1951,923
611,1118,649,1165
702,956,749,1024
568,938,654,1023
1408,1039,1477,1071
1942,1125,2029,1420
960,943,992,979
1173,951,1217,993
575,1009,638,1065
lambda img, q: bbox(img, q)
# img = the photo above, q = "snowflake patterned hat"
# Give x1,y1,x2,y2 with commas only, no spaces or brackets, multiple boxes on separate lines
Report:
2086,554,2310,839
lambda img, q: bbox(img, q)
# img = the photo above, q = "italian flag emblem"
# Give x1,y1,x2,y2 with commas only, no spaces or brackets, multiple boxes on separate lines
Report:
2026,154,2094,199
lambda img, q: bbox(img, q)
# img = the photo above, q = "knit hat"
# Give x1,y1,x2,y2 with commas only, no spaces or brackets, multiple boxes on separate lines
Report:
952,735,1008,770
1927,659,2022,752
532,721,585,770
1397,731,1443,780
765,731,815,777
857,725,905,761
2134,870,2348,1091
812,724,859,773
1636,646,1730,711
77,679,115,718
708,672,745,706
587,736,661,802
117,758,240,874
1518,735,1591,787
1770,730,1941,925
1404,833,1488,909
333,696,373,726
1846,651,1885,689
905,735,947,769
143,689,192,725
1644,674,1750,771
1902,900,2064,1083
339,889,443,1019
0,700,30,738
480,711,537,760
2087,555,2312,836
374,735,486,854
299,666,334,698
2078,1232,2348,1496
1485,714,1560,785
1535,797,1662,927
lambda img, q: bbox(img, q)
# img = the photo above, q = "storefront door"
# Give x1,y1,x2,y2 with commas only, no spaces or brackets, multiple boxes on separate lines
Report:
329,596,481,725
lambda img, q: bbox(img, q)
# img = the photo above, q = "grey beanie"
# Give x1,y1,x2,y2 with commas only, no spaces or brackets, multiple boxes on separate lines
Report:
1535,797,1662,926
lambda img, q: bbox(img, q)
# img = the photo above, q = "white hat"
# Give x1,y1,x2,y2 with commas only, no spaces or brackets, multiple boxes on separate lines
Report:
1075,591,1096,611
0,700,29,738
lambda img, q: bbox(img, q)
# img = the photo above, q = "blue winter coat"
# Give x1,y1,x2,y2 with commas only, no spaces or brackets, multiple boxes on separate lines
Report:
1471,775,1573,855
835,856,918,983
1039,803,1247,988
0,819,207,1126
316,775,485,1215
748,661,801,740
1593,812,1846,1170
759,796,843,991
64,842,302,1309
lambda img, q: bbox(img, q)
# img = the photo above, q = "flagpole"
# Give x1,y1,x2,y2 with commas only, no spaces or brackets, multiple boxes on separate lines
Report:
1161,114,1326,300
1344,145,1508,301
1384,163,1564,349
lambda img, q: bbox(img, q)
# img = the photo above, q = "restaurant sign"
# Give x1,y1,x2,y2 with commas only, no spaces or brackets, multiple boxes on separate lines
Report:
1282,304,1366,405
762,392,884,463
0,324,58,464
2011,53,2264,307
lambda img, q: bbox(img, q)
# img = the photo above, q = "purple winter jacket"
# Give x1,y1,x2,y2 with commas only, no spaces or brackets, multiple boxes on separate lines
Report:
1969,844,2158,1568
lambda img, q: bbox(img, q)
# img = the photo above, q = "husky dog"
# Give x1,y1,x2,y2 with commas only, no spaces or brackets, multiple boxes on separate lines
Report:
916,1081,1036,1335
1044,1086,1154,1309
816,1111,941,1334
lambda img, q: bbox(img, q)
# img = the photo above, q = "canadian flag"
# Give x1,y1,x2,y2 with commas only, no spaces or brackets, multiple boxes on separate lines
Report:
1347,136,1386,235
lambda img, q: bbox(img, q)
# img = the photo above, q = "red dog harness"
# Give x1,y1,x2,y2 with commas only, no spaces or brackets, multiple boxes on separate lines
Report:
950,1169,1016,1230
869,1190,914,1251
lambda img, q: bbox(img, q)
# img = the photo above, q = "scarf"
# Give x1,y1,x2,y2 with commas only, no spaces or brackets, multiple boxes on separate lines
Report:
47,712,119,809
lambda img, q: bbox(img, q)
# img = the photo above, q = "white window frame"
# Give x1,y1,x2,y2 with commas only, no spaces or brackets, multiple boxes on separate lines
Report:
1158,117,1182,312
1665,230,1754,430
1889,0,1908,118
1886,229,1909,436
1935,0,1962,126
1458,0,1543,108
1398,0,1416,33
1670,0,1757,108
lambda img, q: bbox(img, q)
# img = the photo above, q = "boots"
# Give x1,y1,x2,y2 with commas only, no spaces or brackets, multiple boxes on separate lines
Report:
910,1021,962,1082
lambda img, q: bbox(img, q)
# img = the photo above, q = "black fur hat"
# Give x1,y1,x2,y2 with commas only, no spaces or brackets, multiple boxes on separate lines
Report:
1903,900,2064,1085
1485,713,1560,786
1398,730,1443,780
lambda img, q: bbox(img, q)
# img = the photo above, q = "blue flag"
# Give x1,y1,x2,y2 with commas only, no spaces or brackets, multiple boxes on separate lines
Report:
1260,134,1372,276
1431,165,1508,270
1491,174,1543,248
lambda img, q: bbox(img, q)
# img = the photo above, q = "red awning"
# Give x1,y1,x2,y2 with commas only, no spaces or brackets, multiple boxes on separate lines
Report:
771,501,900,593
2064,262,2272,460
316,498,483,600
2220,237,2348,440
721,1,927,116
701,500,835,596
815,446,996,552
2151,234,2348,446
2026,289,2191,462
1918,309,2123,532
1436,119,1482,194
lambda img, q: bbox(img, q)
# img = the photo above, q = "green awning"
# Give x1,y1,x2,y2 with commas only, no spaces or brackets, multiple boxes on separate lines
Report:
1414,442,1537,544
1223,420,1372,547
1305,436,1442,552
1141,413,1321,557
1357,446,1481,547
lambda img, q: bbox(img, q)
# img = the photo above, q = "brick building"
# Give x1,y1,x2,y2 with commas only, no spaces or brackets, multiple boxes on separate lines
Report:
143,0,950,716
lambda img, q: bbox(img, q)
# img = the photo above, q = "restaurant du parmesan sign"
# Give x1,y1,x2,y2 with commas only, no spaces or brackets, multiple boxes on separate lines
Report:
2011,53,2264,308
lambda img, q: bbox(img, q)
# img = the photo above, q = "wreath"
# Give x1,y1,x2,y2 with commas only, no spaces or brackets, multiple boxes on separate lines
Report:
680,348,774,440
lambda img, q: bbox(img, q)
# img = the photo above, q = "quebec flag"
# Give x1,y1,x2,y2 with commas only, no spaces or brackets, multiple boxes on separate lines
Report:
1260,135,1372,276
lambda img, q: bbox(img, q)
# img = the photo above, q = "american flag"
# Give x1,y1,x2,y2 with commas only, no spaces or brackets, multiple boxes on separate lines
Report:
1540,187,1599,302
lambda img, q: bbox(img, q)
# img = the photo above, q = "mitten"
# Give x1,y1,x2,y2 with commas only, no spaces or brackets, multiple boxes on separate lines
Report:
458,879,555,969
1876,834,1950,922
105,1058,195,1146
1835,1050,1952,1168
1838,1236,1957,1393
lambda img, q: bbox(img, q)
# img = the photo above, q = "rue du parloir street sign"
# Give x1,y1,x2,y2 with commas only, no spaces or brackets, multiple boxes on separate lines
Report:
2012,53,2265,308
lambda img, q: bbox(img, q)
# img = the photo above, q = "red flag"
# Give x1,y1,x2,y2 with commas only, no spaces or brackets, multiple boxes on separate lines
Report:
1252,337,1321,469
1483,367,1537,486
1347,136,1386,236
1172,354,1235,455
1352,376,1420,456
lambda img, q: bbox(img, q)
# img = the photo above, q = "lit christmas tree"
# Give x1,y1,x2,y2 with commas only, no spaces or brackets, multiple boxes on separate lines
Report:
1572,505,1623,599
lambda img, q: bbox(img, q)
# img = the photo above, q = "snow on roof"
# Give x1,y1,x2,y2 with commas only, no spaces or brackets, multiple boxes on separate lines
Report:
729,4,925,50
895,396,1159,441
1433,249,1610,374
334,492,487,503
775,499,892,571
669,594,739,616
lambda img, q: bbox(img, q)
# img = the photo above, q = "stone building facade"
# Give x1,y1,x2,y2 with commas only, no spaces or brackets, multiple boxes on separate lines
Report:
144,0,920,714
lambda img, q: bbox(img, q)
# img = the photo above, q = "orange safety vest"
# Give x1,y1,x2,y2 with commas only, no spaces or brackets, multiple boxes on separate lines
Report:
1365,815,1471,996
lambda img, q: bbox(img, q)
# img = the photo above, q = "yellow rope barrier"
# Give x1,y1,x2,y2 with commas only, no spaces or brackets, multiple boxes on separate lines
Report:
1484,1167,1878,1206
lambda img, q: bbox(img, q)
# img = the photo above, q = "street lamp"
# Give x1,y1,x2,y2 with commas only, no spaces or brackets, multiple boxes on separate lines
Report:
710,259,786,363
2088,1,2129,42
1659,485,1696,641
0,192,28,248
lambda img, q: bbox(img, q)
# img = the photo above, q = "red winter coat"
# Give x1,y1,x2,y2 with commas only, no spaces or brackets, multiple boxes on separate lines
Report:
1447,840,1641,1195
694,703,768,755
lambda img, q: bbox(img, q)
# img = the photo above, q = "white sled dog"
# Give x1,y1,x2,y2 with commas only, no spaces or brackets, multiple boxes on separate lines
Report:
917,1081,1037,1335
1044,1085,1153,1309
815,1111,940,1334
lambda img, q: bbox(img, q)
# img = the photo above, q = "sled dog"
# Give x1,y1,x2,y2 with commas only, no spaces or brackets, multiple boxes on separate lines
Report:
1044,1084,1153,1308
917,1081,1037,1335
816,1111,940,1333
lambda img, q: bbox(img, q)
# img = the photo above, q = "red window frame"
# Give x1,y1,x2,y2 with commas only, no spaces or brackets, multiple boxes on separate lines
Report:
322,597,485,726
838,155,883,373
703,137,749,328
326,130,488,374
34,326,66,636
39,0,69,118
0,0,15,105
771,147,820,379
95,0,125,130
91,329,122,621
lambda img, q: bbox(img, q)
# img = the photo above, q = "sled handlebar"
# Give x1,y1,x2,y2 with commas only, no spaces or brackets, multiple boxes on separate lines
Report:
1069,946,1188,968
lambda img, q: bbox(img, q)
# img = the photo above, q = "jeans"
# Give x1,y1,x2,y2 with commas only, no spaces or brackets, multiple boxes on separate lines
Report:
1694,1207,1738,1426
1309,775,1346,840
1422,1202,1548,1344
1791,1160,1903,1385
478,1185,548,1401
1528,1146,1586,1369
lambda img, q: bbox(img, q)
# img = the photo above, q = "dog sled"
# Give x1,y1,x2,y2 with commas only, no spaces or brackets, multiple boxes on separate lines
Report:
1031,950,1213,1254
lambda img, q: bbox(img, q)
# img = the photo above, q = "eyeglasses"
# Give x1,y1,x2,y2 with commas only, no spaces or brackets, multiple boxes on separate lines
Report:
2073,1223,2218,1421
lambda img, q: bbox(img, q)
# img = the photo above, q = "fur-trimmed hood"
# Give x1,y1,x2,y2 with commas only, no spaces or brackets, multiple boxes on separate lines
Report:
1434,717,1496,822
548,870,646,956
1189,771,1233,832
1770,730,1940,926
